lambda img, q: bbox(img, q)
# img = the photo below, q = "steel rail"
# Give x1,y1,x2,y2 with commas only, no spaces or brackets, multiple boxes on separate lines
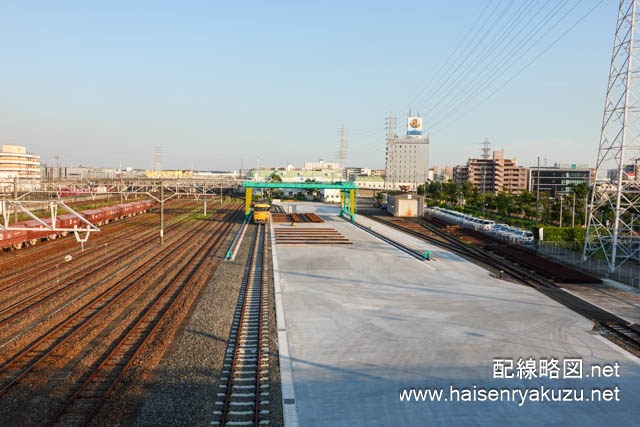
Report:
46,207,241,426
216,223,268,426
0,203,242,397
0,208,203,325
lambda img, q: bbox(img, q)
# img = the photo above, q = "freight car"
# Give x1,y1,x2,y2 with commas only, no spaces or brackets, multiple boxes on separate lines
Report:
0,200,154,251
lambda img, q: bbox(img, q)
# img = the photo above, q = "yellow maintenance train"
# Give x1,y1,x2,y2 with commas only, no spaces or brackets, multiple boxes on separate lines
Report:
253,203,271,223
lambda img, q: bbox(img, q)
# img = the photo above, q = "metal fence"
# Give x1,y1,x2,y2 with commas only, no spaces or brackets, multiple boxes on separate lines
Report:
535,241,640,289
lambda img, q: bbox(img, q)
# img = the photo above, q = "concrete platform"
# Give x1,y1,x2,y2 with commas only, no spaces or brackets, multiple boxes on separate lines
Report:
273,203,640,426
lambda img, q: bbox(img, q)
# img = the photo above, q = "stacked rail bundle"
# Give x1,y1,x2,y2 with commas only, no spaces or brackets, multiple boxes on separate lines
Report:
271,213,292,223
274,227,351,244
305,213,324,223
270,213,324,223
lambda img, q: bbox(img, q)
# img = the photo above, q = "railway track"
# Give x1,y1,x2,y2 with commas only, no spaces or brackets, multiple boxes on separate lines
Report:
0,201,220,312
0,204,243,399
213,223,270,426
0,199,194,284
0,200,155,271
46,203,239,426
0,205,206,329
364,214,640,356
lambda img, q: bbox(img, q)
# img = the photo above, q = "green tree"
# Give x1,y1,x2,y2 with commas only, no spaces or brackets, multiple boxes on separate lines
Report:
495,191,512,216
516,190,535,220
269,173,282,182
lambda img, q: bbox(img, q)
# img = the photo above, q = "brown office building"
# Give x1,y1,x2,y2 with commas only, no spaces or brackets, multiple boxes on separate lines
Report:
453,150,527,194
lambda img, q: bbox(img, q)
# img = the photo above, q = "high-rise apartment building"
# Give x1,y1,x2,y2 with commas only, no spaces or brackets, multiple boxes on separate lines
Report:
453,150,527,194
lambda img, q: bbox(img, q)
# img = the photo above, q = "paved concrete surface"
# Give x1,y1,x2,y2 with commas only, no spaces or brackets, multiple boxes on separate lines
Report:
273,203,640,427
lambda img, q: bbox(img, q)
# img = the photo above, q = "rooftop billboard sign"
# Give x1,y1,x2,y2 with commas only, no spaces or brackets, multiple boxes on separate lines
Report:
407,117,422,135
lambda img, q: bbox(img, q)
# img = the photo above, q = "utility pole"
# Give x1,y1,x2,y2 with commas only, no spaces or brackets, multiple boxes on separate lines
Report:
584,193,588,228
559,195,563,227
572,193,576,228
160,180,164,244
482,168,486,217
203,179,207,216
220,181,223,206
13,177,17,223
535,156,541,223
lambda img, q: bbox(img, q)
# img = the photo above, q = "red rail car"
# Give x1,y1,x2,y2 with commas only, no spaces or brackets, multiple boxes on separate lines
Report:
0,229,29,250
0,200,154,251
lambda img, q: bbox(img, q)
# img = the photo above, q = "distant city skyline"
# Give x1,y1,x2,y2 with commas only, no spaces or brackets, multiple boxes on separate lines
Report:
0,1,615,171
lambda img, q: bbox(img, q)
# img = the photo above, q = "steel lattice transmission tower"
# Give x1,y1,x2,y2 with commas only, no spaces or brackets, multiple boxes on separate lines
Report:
481,137,491,159
153,145,164,171
583,0,640,272
337,124,348,180
384,114,397,189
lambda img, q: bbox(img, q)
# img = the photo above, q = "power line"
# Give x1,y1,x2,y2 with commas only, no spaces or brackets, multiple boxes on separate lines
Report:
423,0,572,129
419,0,540,121
413,0,516,121
430,0,606,135
393,0,497,117
421,0,552,125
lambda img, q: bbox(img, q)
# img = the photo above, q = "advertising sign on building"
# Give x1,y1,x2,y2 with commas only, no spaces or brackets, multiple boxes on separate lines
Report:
407,117,422,135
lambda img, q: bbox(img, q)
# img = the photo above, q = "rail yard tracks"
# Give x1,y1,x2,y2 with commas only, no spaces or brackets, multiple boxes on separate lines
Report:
0,199,194,285
0,202,216,331
45,205,240,426
0,201,243,427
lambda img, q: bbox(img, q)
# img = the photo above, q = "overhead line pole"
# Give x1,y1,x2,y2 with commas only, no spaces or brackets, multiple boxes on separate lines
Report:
536,156,540,223
160,180,164,245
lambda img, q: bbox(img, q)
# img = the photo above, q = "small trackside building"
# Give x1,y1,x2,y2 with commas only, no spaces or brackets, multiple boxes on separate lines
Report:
387,193,424,217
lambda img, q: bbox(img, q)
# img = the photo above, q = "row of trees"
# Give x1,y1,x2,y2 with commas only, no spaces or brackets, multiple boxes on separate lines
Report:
417,181,590,227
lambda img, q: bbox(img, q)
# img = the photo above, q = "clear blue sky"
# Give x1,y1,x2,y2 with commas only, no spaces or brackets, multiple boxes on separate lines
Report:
0,0,617,171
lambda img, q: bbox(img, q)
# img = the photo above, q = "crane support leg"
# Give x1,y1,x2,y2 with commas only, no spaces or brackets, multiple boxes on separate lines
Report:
245,187,252,219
